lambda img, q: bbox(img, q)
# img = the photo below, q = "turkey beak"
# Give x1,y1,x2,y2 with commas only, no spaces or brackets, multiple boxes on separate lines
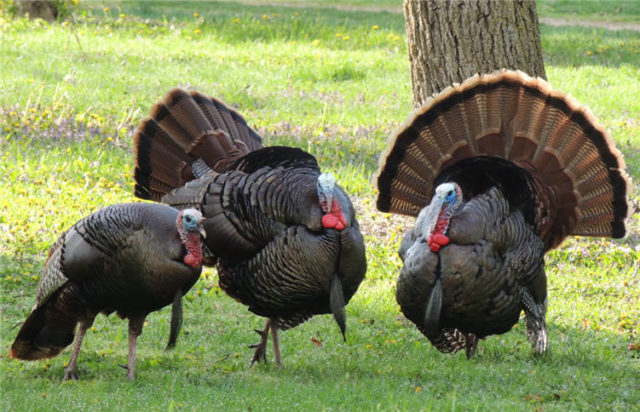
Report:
317,173,337,214
322,192,334,214
199,218,207,239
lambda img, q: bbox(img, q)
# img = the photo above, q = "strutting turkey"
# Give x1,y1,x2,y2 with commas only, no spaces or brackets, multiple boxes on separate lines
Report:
10,204,206,379
132,88,367,367
376,70,631,358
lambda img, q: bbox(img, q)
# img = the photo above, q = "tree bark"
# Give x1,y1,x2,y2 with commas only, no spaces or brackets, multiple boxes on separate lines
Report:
404,0,546,108
16,1,59,21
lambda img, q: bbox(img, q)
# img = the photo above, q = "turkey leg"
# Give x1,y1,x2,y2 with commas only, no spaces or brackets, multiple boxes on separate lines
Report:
249,319,271,366
124,316,145,380
270,321,282,368
62,320,91,381
464,333,479,359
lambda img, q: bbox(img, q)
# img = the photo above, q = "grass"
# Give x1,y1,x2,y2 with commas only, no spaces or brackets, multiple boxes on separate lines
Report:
1,1,639,410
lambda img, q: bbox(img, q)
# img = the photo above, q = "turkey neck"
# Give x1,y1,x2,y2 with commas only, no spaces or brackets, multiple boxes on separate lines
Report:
182,232,203,268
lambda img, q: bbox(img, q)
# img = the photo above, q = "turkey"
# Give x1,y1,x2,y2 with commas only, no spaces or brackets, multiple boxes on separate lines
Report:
132,88,367,367
376,70,631,358
10,203,206,380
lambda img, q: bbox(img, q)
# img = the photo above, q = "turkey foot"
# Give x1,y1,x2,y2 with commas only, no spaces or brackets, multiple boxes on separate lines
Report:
118,363,136,380
63,368,79,381
249,319,270,366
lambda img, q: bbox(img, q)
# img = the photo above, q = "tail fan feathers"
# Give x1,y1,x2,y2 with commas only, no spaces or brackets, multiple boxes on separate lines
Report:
133,88,264,201
376,70,631,248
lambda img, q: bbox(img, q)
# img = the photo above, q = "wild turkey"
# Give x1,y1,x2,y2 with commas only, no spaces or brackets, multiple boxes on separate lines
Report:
10,203,206,380
132,88,367,367
376,70,631,357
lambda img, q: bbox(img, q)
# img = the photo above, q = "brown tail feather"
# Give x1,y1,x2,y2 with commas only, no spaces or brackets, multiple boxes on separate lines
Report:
377,70,631,248
191,91,263,152
133,88,264,200
10,304,76,361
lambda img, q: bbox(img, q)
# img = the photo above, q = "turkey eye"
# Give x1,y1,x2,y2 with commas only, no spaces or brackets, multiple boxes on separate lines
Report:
186,216,192,222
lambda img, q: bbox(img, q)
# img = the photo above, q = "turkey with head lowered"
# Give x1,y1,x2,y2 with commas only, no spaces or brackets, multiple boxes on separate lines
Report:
10,204,206,380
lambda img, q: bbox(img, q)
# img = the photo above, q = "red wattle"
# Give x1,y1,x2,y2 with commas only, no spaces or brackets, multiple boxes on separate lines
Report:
428,233,450,253
432,233,449,246
427,207,452,253
183,232,203,268
322,214,337,228
184,253,197,268
322,212,347,231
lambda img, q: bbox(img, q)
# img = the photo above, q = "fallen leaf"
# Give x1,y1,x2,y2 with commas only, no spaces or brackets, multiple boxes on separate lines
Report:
524,394,543,402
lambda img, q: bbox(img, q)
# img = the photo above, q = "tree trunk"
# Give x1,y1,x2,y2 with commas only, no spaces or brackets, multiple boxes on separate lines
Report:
404,0,546,108
16,1,59,21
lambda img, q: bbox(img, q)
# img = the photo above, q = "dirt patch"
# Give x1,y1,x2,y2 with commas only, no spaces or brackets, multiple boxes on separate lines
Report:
539,17,640,32
351,195,415,241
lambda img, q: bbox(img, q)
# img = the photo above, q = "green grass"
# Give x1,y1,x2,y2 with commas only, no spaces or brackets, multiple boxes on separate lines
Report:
1,2,639,410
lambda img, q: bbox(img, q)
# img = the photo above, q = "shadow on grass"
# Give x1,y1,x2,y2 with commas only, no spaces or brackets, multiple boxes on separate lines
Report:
102,1,640,70
109,0,406,32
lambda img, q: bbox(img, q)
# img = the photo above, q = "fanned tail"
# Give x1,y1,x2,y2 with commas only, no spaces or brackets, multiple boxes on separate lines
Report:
133,88,263,201
10,303,76,361
376,70,631,249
